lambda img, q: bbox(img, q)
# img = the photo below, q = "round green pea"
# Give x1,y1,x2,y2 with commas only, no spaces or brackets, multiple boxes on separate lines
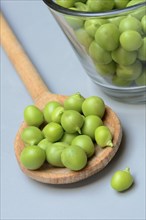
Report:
21,126,44,145
72,135,95,158
61,145,87,171
60,132,79,144
46,142,68,167
38,138,52,151
43,101,62,123
82,96,105,118
20,145,45,170
42,122,64,142
111,167,134,192
24,105,44,127
81,115,103,140
95,125,113,148
64,93,85,113
51,106,64,123
61,110,84,134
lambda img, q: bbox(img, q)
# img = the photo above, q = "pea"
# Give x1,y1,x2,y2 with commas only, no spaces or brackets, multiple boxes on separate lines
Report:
82,96,105,118
24,105,44,127
81,115,103,140
21,126,44,145
84,19,107,37
60,132,79,144
46,142,68,167
51,106,64,123
95,23,120,51
56,0,75,8
38,138,52,151
120,30,142,51
72,135,95,158
95,125,113,148
135,68,146,86
112,75,132,87
114,0,130,9
64,93,85,113
111,47,137,65
61,110,84,134
119,16,143,33
75,28,93,49
138,37,146,61
87,0,114,12
20,146,45,170
43,101,62,123
74,2,89,11
111,167,134,192
95,61,116,77
42,122,64,142
116,60,142,81
61,145,87,171
89,41,112,64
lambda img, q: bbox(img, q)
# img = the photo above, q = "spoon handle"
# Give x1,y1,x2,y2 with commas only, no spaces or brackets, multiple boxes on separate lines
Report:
0,13,50,102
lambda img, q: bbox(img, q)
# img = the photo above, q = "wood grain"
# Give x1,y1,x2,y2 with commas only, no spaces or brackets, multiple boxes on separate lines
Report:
1,13,122,184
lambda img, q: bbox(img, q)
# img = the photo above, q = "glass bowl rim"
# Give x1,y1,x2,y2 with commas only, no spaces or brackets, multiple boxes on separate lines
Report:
42,0,146,17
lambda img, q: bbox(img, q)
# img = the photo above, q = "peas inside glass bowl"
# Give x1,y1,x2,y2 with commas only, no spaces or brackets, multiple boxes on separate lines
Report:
42,0,146,103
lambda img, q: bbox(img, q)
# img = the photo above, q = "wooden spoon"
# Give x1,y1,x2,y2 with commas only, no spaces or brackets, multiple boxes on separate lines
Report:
1,13,122,184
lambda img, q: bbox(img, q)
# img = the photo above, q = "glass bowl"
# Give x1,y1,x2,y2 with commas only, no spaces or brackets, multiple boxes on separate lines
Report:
42,0,146,103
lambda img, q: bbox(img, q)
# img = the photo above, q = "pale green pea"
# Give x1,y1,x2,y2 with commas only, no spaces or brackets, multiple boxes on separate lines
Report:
95,125,113,148
21,126,44,145
20,145,46,170
61,145,87,171
111,167,134,192
24,105,44,127
116,60,142,81
43,101,62,123
42,122,64,142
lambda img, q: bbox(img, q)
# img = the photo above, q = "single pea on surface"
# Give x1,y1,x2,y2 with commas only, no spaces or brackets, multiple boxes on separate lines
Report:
111,167,134,192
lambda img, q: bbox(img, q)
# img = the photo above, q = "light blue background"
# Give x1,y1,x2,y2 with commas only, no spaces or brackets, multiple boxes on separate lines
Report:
1,1,146,220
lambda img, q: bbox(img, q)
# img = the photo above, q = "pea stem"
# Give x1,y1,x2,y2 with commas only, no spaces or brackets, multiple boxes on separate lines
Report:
124,167,130,173
107,140,114,147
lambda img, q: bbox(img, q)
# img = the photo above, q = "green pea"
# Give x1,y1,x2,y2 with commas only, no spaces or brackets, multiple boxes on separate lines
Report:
89,41,112,64
87,0,114,12
116,60,142,81
46,142,68,167
111,167,134,192
95,125,113,148
61,110,84,134
135,68,146,86
61,145,87,171
111,47,137,65
72,135,95,158
138,37,146,61
24,105,44,127
65,12,84,30
75,28,93,49
60,132,79,144
82,96,105,118
64,93,85,113
20,146,45,170
51,106,64,123
42,122,64,142
21,126,44,145
74,2,89,11
108,16,126,27
119,16,143,34
95,61,116,77
56,0,75,8
120,30,142,51
38,138,52,151
95,23,120,51
112,75,132,87
84,18,107,37
43,101,62,123
114,0,130,9
81,115,103,140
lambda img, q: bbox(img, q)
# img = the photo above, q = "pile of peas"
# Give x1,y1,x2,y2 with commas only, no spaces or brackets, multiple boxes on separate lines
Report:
20,93,114,171
56,0,146,87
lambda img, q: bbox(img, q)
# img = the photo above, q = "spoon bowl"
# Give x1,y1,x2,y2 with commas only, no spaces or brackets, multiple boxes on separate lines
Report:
1,13,122,184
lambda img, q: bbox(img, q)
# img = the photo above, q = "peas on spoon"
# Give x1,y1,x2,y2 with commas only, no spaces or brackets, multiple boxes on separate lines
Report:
1,13,122,184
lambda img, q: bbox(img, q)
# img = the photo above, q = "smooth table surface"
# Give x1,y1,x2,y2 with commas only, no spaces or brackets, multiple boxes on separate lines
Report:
1,1,146,220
